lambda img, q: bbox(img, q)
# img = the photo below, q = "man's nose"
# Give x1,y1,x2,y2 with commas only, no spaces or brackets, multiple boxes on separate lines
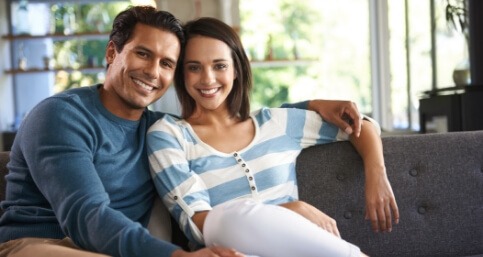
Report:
143,62,160,79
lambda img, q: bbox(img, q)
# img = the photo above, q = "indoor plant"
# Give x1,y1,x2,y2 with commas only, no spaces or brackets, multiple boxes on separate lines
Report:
445,0,470,86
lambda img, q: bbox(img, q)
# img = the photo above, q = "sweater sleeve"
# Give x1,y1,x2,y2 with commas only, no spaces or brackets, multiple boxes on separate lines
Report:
280,100,309,110
18,97,179,257
147,115,212,246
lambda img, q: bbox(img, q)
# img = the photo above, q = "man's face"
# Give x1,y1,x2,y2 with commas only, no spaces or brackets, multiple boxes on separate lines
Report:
102,23,180,120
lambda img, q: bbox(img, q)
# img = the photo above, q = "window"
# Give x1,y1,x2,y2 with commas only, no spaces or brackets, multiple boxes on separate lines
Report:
241,0,469,132
240,0,372,114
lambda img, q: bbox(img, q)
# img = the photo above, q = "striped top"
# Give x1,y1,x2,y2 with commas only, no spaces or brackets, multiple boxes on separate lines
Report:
147,107,350,245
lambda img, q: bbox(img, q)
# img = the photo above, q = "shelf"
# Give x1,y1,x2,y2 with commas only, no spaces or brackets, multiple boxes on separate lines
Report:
250,59,318,68
1,32,110,41
5,66,106,74
421,85,483,98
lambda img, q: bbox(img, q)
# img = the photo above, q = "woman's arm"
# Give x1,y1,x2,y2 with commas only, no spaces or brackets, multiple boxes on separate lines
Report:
147,116,212,245
192,211,209,232
349,119,400,232
279,201,341,238
281,100,363,137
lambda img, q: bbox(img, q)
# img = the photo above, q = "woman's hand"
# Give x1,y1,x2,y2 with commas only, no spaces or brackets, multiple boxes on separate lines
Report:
349,120,400,233
280,200,340,238
172,247,245,257
364,166,399,233
307,100,363,137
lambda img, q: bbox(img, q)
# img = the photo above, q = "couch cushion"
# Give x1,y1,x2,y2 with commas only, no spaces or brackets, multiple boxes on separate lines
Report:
0,151,9,208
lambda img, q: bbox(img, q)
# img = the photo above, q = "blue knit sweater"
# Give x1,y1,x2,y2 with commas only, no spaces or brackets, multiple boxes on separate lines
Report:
0,85,179,257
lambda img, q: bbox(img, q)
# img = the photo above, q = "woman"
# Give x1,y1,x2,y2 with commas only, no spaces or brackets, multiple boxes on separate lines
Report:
147,17,399,257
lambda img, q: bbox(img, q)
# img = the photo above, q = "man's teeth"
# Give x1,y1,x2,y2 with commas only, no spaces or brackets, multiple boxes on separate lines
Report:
134,79,154,91
200,88,218,95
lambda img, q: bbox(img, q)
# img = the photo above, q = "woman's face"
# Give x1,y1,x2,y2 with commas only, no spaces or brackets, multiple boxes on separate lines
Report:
183,35,236,113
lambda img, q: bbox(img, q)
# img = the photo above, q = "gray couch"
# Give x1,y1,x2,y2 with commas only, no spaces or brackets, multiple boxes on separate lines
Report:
1,131,483,257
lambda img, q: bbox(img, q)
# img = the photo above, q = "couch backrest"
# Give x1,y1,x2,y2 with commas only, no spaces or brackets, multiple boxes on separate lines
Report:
0,151,9,215
296,130,483,257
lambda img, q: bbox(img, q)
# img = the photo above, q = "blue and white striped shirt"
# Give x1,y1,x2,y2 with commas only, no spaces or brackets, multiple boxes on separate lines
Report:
147,107,350,245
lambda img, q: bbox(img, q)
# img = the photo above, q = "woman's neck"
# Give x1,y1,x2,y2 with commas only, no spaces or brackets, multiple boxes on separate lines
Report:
187,107,240,128
186,107,254,153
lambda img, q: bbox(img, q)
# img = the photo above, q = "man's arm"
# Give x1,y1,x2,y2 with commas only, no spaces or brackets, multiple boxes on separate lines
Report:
20,98,179,257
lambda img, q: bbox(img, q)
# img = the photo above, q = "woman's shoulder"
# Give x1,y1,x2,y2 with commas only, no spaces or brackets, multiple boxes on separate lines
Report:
150,113,180,126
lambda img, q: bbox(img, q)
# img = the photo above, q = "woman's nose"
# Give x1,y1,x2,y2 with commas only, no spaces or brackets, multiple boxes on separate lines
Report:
201,68,215,85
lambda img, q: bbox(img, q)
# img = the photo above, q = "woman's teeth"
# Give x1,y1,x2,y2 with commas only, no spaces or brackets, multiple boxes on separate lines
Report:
200,88,218,95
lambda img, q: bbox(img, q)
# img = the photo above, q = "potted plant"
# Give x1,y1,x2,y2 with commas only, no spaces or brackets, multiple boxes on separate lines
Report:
445,0,471,86
446,0,468,40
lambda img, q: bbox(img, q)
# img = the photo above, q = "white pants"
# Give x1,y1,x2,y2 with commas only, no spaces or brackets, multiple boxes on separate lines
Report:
203,199,360,257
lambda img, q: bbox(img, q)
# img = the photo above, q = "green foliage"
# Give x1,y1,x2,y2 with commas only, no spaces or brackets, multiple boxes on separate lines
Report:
51,1,129,92
251,67,289,109
241,0,319,109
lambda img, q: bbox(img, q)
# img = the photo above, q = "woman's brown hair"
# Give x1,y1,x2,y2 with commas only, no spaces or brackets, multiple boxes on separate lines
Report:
174,17,252,120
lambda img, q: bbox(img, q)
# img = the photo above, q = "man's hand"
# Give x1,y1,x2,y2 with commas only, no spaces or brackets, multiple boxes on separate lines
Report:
280,200,340,238
172,247,245,257
307,100,363,137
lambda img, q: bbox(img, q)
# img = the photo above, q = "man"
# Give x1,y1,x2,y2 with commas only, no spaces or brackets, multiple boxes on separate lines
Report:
0,5,391,257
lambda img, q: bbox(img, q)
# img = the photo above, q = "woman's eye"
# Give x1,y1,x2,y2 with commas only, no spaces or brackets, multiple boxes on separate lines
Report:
215,64,227,70
187,65,200,72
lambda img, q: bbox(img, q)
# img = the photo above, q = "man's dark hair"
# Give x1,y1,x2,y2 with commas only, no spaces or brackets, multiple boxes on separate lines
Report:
109,5,184,53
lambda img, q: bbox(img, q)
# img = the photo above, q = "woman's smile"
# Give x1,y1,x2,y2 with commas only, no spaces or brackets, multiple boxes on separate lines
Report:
199,87,220,96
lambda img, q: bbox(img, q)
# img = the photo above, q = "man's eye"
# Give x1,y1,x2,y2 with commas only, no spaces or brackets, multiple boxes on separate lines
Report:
137,51,148,58
161,61,173,68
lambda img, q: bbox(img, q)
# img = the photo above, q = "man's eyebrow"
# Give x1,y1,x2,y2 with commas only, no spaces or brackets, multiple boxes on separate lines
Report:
133,45,152,53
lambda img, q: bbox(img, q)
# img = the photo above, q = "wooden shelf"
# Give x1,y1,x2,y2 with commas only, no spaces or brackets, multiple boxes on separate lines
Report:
5,66,105,74
2,32,110,41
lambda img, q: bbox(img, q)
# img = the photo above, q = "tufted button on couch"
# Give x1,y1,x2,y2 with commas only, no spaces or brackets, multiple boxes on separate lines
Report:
1,131,483,257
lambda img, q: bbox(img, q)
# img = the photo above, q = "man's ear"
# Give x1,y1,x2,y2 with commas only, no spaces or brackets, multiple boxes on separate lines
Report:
105,41,117,65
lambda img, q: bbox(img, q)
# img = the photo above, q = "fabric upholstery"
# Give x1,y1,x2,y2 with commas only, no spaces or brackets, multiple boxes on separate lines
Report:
297,130,483,257
0,151,9,214
1,130,483,256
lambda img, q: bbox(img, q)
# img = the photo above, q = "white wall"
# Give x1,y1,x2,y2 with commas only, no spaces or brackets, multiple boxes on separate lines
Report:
157,0,240,25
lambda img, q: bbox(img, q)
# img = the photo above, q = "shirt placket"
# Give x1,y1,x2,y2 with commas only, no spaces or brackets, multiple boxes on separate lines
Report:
233,152,259,198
